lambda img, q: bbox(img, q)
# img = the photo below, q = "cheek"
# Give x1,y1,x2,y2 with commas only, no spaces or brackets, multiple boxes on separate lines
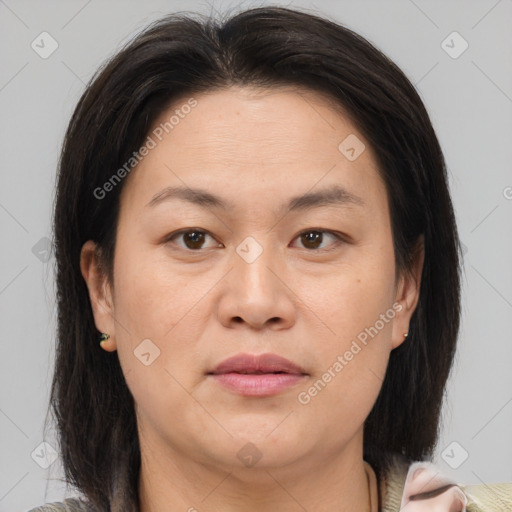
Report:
112,247,207,434
305,246,396,344
112,243,204,337
296,244,396,414
296,275,395,440
111,241,222,387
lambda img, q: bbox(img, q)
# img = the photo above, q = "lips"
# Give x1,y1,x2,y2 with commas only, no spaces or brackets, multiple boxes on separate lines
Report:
208,352,307,375
207,352,308,397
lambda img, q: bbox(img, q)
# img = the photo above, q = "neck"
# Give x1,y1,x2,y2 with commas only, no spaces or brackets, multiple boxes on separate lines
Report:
138,430,372,512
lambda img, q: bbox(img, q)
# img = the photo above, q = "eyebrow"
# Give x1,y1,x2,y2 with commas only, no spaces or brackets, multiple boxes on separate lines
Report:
145,184,365,213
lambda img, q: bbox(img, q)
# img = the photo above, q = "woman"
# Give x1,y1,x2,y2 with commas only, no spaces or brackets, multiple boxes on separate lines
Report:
31,5,511,512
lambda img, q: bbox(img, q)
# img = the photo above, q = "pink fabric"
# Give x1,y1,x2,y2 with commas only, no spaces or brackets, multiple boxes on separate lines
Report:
399,461,468,512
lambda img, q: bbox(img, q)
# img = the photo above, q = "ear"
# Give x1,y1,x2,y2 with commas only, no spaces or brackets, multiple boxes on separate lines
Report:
391,235,425,350
80,240,117,352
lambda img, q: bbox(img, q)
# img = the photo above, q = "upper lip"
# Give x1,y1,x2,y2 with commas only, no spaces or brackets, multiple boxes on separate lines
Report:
208,353,308,375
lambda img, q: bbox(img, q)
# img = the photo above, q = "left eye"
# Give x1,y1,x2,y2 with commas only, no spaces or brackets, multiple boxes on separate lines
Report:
165,229,343,251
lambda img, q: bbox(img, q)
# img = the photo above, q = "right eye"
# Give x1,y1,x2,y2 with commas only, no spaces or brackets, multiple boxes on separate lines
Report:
164,229,223,251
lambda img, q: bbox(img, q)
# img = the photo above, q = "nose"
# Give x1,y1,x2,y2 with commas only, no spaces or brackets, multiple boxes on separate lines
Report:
216,239,296,331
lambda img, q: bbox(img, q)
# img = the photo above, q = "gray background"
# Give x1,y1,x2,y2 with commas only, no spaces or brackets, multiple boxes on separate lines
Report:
1,0,511,510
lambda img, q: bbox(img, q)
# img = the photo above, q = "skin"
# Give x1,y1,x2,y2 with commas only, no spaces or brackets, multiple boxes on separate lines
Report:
81,85,424,512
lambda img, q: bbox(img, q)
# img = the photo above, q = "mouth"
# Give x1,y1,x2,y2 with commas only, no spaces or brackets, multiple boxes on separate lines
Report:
206,352,308,397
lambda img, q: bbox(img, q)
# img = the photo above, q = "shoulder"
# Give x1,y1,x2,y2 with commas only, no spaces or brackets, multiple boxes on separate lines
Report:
378,452,512,512
26,497,93,512
462,481,512,511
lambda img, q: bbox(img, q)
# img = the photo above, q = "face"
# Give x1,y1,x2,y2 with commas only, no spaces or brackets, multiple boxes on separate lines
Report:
82,86,422,474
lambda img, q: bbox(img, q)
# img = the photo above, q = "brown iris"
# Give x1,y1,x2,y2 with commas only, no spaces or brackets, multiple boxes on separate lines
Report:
182,231,206,250
300,231,324,249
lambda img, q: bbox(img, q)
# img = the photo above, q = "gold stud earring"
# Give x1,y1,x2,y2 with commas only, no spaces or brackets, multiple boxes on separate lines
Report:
99,333,110,347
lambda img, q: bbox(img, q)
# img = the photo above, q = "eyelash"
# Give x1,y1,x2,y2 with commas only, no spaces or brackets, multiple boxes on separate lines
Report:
164,228,347,253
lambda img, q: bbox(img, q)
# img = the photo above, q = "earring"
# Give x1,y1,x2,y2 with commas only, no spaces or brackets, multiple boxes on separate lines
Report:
403,332,409,339
99,333,110,346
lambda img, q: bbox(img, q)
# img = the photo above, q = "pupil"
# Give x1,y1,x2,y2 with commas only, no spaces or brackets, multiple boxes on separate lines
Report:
185,231,204,249
303,231,321,248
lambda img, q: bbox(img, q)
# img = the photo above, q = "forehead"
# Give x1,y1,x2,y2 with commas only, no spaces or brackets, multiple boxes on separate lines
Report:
119,85,385,216
151,85,355,159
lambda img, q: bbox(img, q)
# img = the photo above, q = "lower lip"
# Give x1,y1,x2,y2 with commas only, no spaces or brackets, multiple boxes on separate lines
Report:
209,372,306,396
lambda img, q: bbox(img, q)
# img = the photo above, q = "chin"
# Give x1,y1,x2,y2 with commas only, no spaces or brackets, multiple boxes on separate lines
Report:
208,424,307,467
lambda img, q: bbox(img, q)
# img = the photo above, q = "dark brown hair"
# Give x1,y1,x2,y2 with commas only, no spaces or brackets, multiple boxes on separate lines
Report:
47,5,462,511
